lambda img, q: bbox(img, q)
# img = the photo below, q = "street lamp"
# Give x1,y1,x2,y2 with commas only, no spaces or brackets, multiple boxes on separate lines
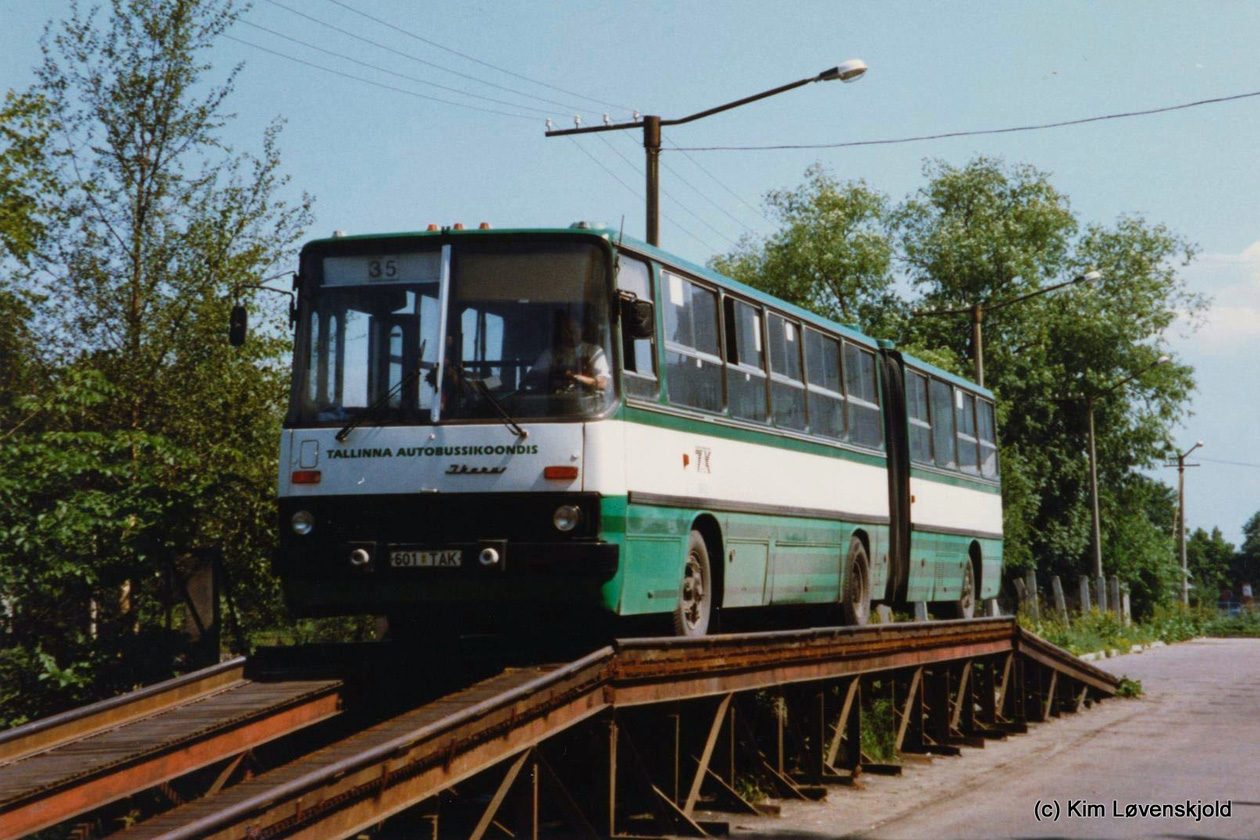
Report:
913,270,1103,387
1167,440,1204,605
545,60,868,246
1083,355,1171,594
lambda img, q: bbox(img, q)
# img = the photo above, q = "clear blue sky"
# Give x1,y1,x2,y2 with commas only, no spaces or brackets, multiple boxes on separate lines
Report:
3,1,1257,547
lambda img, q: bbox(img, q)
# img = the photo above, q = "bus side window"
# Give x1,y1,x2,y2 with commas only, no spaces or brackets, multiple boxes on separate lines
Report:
617,255,658,399
844,343,883,448
956,390,980,474
768,314,807,431
663,271,723,413
906,370,933,463
978,398,999,478
804,328,844,439
929,378,956,469
724,297,767,422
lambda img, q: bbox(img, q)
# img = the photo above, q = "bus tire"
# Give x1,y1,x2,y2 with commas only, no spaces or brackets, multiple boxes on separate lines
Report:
841,538,871,626
672,530,713,637
954,559,977,619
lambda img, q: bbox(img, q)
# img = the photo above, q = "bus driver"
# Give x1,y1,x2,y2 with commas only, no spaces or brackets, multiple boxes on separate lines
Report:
525,312,609,394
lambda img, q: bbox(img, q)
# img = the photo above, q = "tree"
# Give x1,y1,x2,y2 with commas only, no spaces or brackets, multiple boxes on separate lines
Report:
893,158,1202,587
711,157,1205,601
710,164,901,334
0,90,60,421
1233,512,1260,596
1,0,311,724
1185,526,1235,606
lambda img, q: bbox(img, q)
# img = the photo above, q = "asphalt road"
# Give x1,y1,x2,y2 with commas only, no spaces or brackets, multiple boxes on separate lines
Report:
728,637,1260,840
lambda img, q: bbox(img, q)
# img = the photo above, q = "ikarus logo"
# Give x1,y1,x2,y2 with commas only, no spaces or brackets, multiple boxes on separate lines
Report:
445,464,507,476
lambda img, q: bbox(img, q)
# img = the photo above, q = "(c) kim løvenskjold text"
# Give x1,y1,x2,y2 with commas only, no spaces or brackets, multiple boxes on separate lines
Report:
1067,799,1231,821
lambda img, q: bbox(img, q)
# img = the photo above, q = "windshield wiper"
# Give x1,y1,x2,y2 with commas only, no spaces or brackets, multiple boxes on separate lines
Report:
335,341,426,442
453,362,528,440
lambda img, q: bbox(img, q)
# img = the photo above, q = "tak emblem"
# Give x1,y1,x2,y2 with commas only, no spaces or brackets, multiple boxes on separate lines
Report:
694,446,712,474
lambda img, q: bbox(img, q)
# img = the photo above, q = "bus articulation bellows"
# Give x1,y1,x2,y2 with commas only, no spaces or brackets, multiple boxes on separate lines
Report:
271,224,1002,635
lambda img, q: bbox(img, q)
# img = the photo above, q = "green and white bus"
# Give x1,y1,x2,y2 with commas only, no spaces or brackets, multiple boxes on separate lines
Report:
274,224,1002,635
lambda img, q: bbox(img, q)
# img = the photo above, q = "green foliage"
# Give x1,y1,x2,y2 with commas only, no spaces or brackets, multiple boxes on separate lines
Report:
1114,676,1143,698
860,682,898,764
1185,527,1235,606
1020,602,1219,656
1,0,312,724
1232,512,1260,591
896,156,1078,307
710,164,903,334
1099,476,1180,618
714,157,1206,605
0,89,59,264
1205,609,1260,638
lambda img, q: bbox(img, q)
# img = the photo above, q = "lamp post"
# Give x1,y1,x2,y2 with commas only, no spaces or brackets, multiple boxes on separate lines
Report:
545,60,868,246
913,270,1103,387
1084,356,1171,585
1167,440,1203,605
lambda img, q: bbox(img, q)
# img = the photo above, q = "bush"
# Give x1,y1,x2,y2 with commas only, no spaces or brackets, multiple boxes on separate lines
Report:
1019,603,1219,655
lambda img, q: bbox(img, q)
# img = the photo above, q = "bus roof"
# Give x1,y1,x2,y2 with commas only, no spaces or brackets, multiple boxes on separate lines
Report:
303,224,993,399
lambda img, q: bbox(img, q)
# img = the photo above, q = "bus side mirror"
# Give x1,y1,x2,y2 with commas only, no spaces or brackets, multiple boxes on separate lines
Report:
229,304,247,346
620,297,655,340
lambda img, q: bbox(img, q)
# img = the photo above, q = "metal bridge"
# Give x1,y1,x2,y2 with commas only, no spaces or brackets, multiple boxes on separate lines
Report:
0,618,1118,840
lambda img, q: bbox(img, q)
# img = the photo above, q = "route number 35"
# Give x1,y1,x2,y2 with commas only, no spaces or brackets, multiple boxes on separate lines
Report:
368,259,397,280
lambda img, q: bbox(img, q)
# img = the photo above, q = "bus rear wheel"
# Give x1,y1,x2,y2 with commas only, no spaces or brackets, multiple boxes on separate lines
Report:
672,530,712,637
841,538,871,626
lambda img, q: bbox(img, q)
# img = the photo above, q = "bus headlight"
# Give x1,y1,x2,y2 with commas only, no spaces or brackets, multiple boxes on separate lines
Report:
552,504,581,532
291,510,315,536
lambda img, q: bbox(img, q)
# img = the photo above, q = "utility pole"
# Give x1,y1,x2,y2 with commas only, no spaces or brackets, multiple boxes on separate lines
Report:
1166,441,1203,606
546,61,867,247
913,270,1102,389
1082,356,1171,581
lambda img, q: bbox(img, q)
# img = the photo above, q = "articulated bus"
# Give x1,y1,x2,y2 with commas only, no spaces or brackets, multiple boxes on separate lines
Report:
273,224,1002,636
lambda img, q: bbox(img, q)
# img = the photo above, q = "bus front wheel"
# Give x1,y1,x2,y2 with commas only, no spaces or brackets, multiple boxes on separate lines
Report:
673,530,712,637
841,538,871,626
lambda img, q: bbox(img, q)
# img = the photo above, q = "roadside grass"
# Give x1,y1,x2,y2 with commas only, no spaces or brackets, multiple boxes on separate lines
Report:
1019,602,1260,656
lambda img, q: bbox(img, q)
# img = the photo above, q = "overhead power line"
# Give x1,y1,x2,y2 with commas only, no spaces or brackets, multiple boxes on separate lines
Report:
566,138,719,252
672,89,1260,151
625,134,762,237
261,0,597,116
322,0,636,115
223,35,537,121
1197,456,1260,469
595,134,738,247
666,140,774,227
240,20,561,117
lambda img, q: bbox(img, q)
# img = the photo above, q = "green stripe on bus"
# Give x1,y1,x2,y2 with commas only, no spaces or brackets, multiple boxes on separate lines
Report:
909,466,1002,494
621,405,889,468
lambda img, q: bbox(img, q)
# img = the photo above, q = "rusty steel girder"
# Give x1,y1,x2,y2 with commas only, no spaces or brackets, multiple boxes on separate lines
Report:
3,619,1120,840
0,665,343,839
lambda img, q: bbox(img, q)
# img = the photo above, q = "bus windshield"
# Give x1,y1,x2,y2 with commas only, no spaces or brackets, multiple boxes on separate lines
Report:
294,238,614,426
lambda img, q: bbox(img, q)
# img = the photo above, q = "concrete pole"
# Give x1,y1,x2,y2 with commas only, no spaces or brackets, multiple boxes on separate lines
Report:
1177,454,1189,606
1108,576,1122,618
1051,576,1069,624
1087,399,1104,581
643,116,661,247
971,303,984,387
1023,569,1039,620
1094,576,1108,613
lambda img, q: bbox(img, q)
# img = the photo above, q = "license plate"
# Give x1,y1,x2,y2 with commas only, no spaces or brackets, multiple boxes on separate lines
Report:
389,549,463,568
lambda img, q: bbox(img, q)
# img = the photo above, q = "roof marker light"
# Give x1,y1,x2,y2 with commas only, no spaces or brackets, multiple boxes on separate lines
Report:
427,224,439,231
479,222,491,229
453,222,465,230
